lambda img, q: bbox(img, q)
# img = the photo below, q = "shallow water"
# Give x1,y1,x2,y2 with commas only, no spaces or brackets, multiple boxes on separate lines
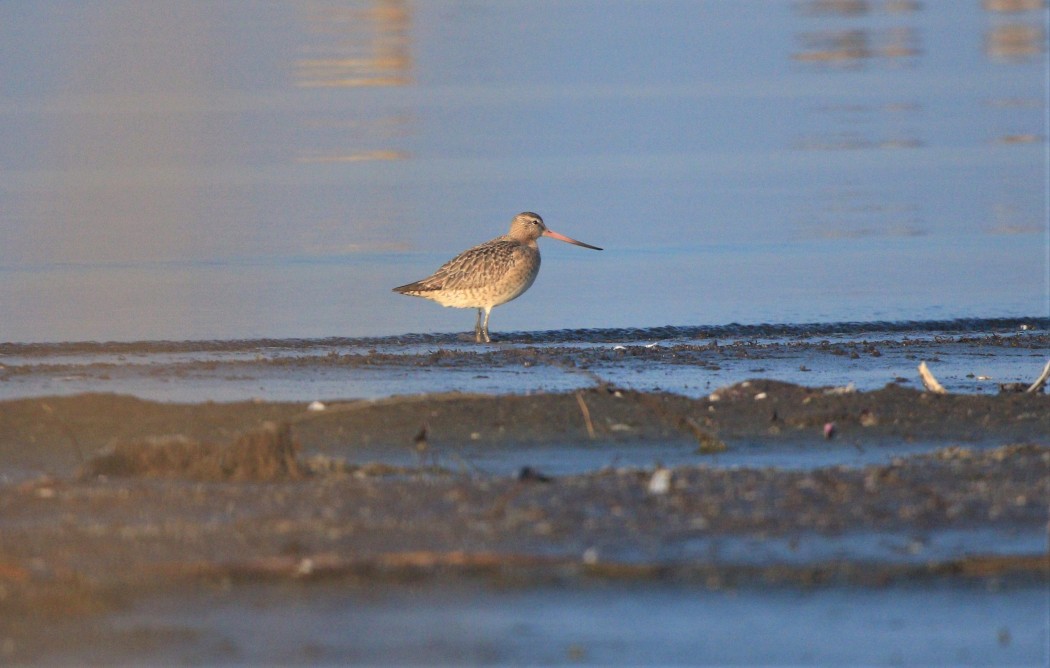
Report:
339,434,1026,479
37,581,1048,665
1,2,1046,343
1,317,1044,402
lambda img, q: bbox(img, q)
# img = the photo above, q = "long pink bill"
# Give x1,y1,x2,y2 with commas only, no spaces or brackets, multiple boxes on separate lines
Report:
542,229,603,251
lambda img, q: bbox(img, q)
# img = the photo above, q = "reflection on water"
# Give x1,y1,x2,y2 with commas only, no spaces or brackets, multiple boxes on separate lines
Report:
792,0,921,65
296,0,411,88
0,2,1045,343
986,22,1046,59
790,0,1046,242
792,102,923,152
984,0,1047,60
795,0,923,17
793,27,920,65
296,1,413,166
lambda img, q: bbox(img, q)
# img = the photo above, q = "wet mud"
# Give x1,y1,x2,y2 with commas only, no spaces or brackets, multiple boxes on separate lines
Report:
1,381,1047,657
2,321,1046,403
3,380,1047,473
1,323,1047,662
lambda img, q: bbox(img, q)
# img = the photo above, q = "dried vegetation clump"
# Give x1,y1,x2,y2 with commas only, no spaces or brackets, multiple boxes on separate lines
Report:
78,422,302,482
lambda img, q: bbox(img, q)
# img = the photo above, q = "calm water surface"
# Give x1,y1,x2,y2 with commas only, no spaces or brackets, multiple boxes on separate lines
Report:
39,582,1049,665
1,2,1047,342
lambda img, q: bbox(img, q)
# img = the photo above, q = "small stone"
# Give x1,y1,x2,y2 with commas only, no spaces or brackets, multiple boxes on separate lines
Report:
517,467,552,483
648,468,672,495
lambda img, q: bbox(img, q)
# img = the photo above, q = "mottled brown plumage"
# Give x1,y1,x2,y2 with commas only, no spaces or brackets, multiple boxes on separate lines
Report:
393,212,602,342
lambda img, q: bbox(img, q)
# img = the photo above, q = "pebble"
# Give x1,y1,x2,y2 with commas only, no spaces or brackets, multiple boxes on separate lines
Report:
648,468,672,495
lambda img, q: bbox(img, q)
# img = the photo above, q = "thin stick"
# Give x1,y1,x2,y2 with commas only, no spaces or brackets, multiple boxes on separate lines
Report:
575,391,596,440
918,361,947,394
40,403,84,464
447,449,483,476
1026,360,1050,394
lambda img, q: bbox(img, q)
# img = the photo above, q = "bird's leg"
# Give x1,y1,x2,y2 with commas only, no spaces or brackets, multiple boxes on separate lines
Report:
481,307,492,343
474,309,483,342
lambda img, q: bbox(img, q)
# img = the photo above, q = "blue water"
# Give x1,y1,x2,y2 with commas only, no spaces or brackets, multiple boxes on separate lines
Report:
1,1,1046,343
42,582,1050,665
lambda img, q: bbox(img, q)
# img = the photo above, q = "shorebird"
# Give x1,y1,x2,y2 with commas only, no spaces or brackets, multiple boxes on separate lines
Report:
393,212,602,342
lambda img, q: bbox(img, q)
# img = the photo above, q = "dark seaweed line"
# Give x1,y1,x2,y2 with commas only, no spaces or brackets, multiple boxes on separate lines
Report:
500,317,1047,345
1,317,1046,356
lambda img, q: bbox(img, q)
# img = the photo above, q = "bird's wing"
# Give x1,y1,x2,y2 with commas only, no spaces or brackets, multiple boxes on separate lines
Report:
407,239,528,292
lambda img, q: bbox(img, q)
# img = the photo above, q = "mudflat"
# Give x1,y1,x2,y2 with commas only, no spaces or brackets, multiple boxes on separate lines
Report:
1,382,1047,655
1,326,1047,662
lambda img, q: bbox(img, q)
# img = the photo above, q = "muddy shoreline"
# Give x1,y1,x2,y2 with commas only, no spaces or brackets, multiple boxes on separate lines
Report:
2,326,1047,403
2,384,1047,572
2,381,1047,472
1,372,1047,661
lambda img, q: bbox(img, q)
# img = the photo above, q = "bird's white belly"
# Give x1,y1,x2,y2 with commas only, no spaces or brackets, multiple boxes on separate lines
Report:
429,265,539,309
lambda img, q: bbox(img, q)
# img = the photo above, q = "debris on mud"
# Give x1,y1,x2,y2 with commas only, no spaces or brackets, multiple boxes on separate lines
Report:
3,382,1048,475
0,381,1047,660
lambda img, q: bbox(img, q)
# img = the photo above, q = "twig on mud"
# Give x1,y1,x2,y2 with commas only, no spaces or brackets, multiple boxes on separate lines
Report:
446,449,483,476
412,422,431,467
1026,360,1050,394
531,349,612,391
918,361,947,394
409,421,476,475
575,391,597,439
684,417,727,454
40,403,84,464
